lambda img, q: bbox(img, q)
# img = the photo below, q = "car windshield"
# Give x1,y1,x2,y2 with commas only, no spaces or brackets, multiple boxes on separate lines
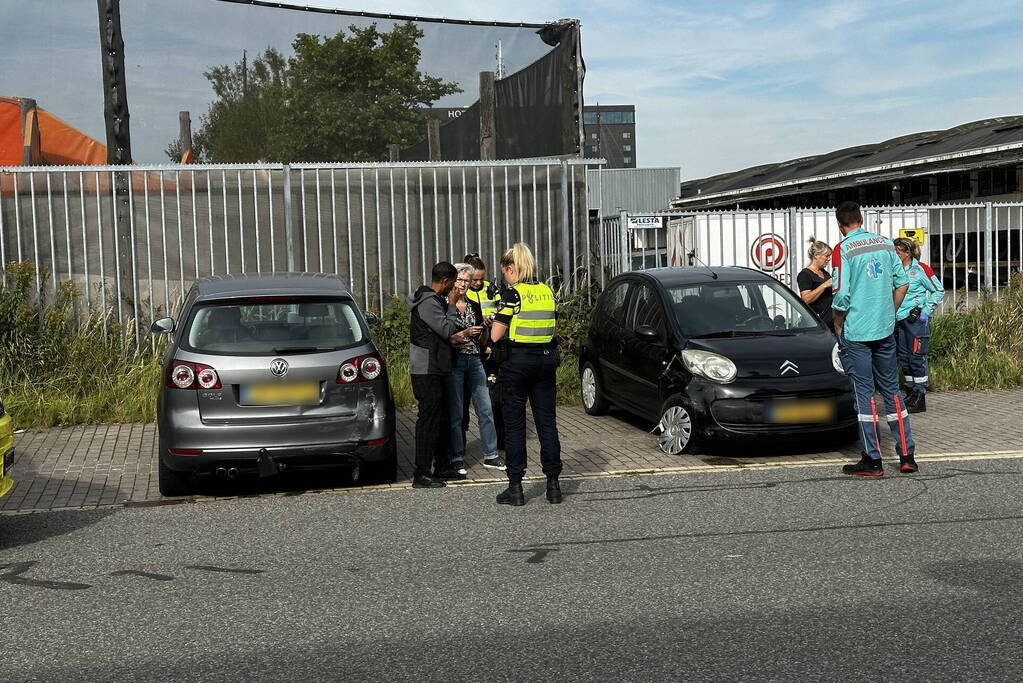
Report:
183,297,366,355
666,280,822,337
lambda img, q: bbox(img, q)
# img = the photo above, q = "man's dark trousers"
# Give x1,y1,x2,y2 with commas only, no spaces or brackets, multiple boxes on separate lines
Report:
411,374,450,477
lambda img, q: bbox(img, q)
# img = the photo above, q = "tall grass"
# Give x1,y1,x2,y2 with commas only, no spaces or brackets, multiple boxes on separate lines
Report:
929,274,1023,390
0,263,161,428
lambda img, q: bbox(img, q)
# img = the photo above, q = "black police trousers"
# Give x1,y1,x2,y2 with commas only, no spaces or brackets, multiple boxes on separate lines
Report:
499,349,562,482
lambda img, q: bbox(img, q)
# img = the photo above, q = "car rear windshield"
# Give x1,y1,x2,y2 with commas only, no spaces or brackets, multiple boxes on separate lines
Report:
182,297,367,355
666,280,822,337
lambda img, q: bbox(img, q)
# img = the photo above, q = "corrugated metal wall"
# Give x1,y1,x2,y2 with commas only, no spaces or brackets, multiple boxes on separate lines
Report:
586,167,679,216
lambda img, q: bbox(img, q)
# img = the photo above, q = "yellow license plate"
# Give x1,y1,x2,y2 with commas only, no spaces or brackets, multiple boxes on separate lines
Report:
241,382,320,406
767,399,836,424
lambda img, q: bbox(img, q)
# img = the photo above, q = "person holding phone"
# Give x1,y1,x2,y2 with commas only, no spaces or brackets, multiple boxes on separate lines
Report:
445,263,502,475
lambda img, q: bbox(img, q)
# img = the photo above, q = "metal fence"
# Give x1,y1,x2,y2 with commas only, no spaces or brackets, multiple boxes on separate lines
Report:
0,159,596,336
603,203,1023,310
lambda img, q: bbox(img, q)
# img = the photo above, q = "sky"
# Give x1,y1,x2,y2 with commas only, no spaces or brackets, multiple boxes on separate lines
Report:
5,0,1023,180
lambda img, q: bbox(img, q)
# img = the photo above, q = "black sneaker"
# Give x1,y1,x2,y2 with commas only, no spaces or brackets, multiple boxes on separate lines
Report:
482,456,507,471
412,475,446,488
433,466,467,481
899,455,919,473
451,460,468,476
842,453,884,477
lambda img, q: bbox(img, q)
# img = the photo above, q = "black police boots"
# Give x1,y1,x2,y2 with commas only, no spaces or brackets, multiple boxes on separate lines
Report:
496,480,525,506
907,390,927,414
842,453,884,477
546,477,563,504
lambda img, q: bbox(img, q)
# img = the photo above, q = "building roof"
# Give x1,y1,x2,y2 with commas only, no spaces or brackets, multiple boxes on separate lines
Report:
195,273,350,299
674,116,1023,208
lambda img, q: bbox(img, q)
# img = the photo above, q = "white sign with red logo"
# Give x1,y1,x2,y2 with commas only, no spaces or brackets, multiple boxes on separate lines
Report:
750,234,787,272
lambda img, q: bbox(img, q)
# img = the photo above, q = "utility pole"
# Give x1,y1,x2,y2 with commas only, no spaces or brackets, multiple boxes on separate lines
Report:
97,0,135,324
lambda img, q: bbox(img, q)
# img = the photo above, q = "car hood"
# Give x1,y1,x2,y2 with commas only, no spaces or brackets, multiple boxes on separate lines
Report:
684,329,837,379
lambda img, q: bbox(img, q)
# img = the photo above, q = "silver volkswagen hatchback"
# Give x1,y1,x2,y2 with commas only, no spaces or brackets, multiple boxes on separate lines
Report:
151,273,395,496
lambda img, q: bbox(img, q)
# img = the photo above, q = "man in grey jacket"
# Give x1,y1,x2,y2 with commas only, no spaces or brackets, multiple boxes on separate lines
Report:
406,262,482,488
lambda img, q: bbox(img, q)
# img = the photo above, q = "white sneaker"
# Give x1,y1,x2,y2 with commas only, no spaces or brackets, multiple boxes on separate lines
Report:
453,461,468,476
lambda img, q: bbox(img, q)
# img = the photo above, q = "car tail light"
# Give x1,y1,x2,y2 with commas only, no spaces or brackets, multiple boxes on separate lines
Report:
195,364,221,389
165,360,222,389
336,353,387,383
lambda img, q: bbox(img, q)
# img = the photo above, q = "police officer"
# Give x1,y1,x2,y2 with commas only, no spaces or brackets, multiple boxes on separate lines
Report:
462,253,505,456
489,243,562,506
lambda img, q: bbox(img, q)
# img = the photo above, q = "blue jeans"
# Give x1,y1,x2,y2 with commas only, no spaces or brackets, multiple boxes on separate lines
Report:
500,349,562,482
838,333,915,460
896,317,931,392
446,354,498,462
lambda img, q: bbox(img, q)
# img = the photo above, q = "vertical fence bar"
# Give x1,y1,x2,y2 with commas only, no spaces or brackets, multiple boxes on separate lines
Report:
490,166,497,273
61,173,72,294
432,167,439,267
391,168,398,295
159,171,168,311
191,170,199,280
360,169,368,308
475,166,482,255
404,167,412,289
253,169,261,273
461,167,468,257
345,168,353,282
29,174,40,294
110,172,123,324
79,173,90,311
329,169,337,275
95,172,107,331
268,169,276,272
127,173,140,344
206,172,214,276
174,170,184,296
984,202,994,291
221,170,230,273
375,168,383,311
420,168,427,283
283,165,294,271
45,174,57,296
532,166,539,270
545,165,553,279
315,168,323,273
143,172,154,327
503,166,510,252
447,166,453,259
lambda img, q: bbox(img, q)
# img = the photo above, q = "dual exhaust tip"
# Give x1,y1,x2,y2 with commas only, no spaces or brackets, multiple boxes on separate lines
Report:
214,467,239,479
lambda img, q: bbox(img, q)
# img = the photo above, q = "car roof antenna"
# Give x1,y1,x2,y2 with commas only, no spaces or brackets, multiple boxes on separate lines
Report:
687,250,718,280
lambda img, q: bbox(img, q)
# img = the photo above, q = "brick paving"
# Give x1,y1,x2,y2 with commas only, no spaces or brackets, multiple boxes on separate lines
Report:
3,388,1022,513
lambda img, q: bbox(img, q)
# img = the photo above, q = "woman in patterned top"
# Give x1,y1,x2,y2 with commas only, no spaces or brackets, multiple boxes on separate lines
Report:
445,263,502,474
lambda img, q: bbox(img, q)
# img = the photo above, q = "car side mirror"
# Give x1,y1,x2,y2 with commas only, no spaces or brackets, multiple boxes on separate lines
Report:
635,324,660,342
364,311,381,325
151,317,175,334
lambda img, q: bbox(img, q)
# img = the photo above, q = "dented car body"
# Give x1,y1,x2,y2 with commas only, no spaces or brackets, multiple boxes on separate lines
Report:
153,273,396,496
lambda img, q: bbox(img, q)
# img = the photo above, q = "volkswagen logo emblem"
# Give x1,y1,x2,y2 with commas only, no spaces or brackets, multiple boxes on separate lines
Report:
270,358,289,377
779,360,799,376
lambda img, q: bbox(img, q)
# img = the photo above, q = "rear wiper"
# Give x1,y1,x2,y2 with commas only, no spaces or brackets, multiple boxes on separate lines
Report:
271,346,340,354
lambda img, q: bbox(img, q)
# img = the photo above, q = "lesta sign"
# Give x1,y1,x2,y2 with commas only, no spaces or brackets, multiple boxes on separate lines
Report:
750,234,787,272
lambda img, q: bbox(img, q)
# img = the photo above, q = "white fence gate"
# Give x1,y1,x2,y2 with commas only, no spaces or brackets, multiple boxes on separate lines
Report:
603,203,1023,310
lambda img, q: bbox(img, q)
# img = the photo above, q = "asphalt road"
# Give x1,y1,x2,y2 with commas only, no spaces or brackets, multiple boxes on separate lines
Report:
2,457,1022,682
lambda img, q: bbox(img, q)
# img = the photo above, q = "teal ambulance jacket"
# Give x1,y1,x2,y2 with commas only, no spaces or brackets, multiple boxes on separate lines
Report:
831,227,910,342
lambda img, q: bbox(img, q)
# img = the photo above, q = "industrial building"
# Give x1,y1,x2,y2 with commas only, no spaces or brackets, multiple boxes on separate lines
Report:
672,116,1023,210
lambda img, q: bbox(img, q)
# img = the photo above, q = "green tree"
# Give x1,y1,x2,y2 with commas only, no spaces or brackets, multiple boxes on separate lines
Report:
169,23,460,163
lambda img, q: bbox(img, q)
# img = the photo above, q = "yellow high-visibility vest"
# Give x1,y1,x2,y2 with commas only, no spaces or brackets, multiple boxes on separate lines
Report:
504,282,556,344
466,281,500,315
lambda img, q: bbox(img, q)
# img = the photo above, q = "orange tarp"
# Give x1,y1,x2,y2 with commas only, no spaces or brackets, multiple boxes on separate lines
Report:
0,97,107,166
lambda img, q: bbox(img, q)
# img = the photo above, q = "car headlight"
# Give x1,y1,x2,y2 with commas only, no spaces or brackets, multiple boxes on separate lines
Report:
832,343,845,374
681,349,737,384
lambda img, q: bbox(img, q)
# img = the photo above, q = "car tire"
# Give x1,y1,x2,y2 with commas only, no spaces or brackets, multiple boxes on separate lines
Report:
656,396,698,455
580,361,610,416
157,450,192,497
357,441,398,485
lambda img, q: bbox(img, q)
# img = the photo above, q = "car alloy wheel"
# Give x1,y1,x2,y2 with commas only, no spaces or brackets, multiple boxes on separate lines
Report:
657,404,693,455
579,362,609,415
581,367,597,408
